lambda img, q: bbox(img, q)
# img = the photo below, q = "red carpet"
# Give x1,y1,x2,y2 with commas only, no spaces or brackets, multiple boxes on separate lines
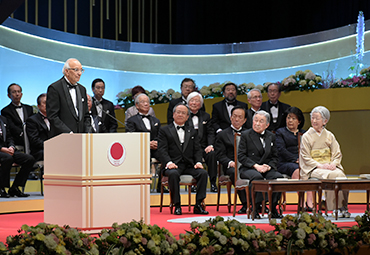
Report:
0,204,366,243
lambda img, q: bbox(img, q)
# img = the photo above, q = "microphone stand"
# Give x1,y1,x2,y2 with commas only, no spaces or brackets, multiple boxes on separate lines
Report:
95,100,125,126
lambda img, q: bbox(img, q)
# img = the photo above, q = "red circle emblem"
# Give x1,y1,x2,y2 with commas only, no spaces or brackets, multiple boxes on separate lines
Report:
107,142,126,166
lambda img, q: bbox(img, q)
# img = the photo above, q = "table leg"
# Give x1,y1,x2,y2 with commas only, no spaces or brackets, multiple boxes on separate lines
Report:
268,186,272,221
317,186,322,215
367,190,369,212
252,184,255,221
335,184,339,220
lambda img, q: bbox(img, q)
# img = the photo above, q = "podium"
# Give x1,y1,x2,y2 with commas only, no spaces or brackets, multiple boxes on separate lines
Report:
43,133,151,231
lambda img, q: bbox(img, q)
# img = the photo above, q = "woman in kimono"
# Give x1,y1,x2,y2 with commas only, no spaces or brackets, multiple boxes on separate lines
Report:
299,106,350,218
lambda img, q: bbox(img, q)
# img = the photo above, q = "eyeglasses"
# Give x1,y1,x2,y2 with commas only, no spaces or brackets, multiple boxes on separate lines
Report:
68,68,85,73
251,96,262,100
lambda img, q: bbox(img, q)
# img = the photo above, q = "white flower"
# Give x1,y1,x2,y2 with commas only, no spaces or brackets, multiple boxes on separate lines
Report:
100,232,109,240
44,235,58,250
24,246,36,255
256,85,264,91
296,228,306,240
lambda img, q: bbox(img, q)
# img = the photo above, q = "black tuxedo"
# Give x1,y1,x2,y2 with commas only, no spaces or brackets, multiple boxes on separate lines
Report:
46,77,92,137
0,116,35,188
214,126,247,204
157,123,208,205
89,112,107,133
166,97,205,124
186,110,217,185
126,113,161,159
91,97,118,133
245,108,258,129
1,103,34,146
237,129,283,208
25,112,50,161
261,100,291,131
211,99,248,132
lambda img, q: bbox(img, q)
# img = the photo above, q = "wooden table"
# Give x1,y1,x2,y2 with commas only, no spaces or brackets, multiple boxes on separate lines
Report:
319,179,370,220
251,179,322,220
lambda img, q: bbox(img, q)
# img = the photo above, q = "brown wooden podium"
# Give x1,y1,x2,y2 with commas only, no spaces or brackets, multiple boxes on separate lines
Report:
43,133,151,231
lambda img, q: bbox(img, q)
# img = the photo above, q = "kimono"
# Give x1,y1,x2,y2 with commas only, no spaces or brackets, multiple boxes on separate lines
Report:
299,127,348,211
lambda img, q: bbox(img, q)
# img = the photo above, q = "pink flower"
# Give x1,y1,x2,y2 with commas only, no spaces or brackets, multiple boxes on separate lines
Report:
141,237,147,245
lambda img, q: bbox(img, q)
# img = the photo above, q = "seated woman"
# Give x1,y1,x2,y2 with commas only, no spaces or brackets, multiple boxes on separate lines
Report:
299,106,350,218
276,107,305,180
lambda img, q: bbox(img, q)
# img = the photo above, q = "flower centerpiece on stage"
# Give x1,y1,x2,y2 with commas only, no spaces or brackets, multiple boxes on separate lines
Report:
95,220,179,255
0,223,97,255
281,70,323,92
270,212,360,255
176,216,281,254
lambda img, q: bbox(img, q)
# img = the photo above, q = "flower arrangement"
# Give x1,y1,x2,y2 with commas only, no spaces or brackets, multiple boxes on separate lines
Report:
0,223,97,255
177,216,281,254
281,70,323,92
2,213,370,254
270,212,359,255
95,220,179,255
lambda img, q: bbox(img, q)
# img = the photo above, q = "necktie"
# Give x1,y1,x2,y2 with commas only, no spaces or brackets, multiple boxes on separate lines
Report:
191,112,199,118
227,101,236,106
270,103,278,108
177,125,185,130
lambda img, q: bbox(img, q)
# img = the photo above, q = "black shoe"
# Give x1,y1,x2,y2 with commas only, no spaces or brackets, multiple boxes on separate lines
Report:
210,184,218,193
157,187,169,193
8,187,30,197
257,204,269,214
237,205,248,214
174,206,182,215
0,188,10,198
305,202,313,212
253,210,261,219
271,210,283,219
194,204,209,214
28,172,39,180
191,186,197,193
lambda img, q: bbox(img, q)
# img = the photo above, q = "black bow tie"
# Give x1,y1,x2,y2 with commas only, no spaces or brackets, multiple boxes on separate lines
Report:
270,103,278,108
95,101,101,105
67,84,77,89
141,115,150,119
232,127,242,134
14,105,22,109
226,101,236,107
177,125,185,130
259,132,265,138
191,112,200,118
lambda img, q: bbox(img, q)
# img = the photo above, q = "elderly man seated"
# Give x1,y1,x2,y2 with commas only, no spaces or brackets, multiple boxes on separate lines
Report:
238,110,283,219
158,104,209,215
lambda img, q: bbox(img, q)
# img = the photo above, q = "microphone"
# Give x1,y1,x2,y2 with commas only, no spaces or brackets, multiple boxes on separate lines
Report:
94,100,125,126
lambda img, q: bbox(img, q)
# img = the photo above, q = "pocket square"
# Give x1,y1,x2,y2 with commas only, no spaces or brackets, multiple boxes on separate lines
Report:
202,121,207,124
82,98,84,102
106,110,110,114
154,123,158,126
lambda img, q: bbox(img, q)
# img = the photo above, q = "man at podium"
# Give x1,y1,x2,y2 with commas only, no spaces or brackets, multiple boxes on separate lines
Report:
158,104,209,215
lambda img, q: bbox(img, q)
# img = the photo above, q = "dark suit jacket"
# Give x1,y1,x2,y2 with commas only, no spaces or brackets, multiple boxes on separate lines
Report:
238,129,278,171
91,97,118,133
167,97,205,124
261,100,291,131
211,99,248,131
46,77,92,137
157,123,202,168
215,126,246,168
25,112,50,158
186,110,215,149
126,114,161,158
89,114,107,133
1,103,34,145
0,115,15,150
245,108,257,129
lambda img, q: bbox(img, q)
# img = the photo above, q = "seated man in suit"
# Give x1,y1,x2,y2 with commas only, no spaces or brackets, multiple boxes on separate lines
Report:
238,110,283,219
215,105,249,214
0,115,36,198
90,78,118,133
245,89,263,129
211,82,248,134
261,83,291,132
158,104,209,215
26,93,50,161
186,92,217,192
1,83,34,146
126,93,165,193
167,78,205,124
87,94,106,133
